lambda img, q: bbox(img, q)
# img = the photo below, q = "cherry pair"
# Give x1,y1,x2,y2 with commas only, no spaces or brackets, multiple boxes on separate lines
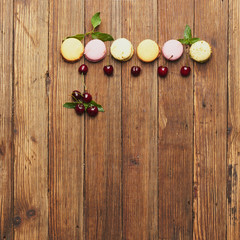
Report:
79,64,114,76
158,66,191,77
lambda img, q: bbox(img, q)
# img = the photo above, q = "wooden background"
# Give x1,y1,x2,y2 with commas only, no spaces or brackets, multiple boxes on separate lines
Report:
0,0,239,239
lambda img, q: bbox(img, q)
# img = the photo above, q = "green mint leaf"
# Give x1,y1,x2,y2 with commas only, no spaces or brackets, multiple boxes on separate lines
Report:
91,12,101,29
63,102,78,109
89,100,104,112
66,34,85,41
184,25,192,39
91,32,114,42
83,103,89,111
189,38,200,44
178,39,190,45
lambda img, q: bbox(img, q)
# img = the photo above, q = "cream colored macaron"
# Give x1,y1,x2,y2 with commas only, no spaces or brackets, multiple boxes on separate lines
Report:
189,40,212,63
137,39,160,62
61,38,84,62
110,38,134,61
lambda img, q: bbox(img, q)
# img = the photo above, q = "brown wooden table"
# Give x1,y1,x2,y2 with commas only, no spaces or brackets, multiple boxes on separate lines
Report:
1,0,239,239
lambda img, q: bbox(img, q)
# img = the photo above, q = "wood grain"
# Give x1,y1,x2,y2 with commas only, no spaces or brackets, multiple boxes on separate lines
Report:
121,1,158,239
0,0,13,239
49,0,85,239
193,0,228,239
84,1,122,239
13,0,49,239
158,1,194,239
227,0,240,239
0,0,236,239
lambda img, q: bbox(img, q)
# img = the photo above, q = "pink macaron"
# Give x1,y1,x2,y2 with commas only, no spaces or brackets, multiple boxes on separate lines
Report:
84,39,107,62
162,40,183,61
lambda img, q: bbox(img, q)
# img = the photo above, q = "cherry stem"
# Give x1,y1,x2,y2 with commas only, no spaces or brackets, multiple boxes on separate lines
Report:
71,94,82,103
185,45,190,66
81,73,87,90
107,54,110,66
168,55,173,61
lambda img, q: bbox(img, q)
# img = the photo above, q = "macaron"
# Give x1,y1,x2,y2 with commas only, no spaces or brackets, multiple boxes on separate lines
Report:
190,40,212,63
162,40,183,61
137,39,160,62
61,38,84,62
84,39,106,62
110,38,134,61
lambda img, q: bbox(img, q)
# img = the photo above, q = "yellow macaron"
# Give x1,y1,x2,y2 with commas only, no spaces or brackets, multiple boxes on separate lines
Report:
110,38,134,61
137,39,160,62
189,40,212,63
61,38,84,62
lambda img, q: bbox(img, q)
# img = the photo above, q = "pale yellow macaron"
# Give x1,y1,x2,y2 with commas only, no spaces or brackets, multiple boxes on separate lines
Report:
61,38,84,62
110,38,134,61
137,39,160,62
189,40,212,63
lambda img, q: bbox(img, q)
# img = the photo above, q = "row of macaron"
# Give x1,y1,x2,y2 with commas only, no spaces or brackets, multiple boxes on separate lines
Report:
61,38,212,63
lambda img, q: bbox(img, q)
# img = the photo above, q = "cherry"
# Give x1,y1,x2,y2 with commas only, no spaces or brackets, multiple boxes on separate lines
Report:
180,66,191,76
103,65,114,76
72,90,82,101
158,66,168,77
87,106,98,117
78,64,88,75
131,66,141,76
75,103,85,115
82,92,92,103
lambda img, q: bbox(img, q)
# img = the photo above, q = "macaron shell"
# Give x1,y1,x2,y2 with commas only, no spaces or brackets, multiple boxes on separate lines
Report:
110,38,133,61
84,39,106,62
162,39,183,61
137,39,160,62
189,40,212,63
122,47,134,62
61,38,84,62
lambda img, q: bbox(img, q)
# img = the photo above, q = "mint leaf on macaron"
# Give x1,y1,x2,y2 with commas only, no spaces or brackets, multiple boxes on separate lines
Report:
91,32,114,42
178,25,200,45
65,34,85,42
91,12,101,29
184,24,192,39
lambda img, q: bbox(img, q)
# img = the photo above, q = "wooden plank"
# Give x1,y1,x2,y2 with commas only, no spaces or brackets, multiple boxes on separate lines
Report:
121,1,158,239
193,0,228,239
13,0,49,239
48,0,85,239
0,0,13,239
157,1,194,239
84,2,122,239
227,0,240,239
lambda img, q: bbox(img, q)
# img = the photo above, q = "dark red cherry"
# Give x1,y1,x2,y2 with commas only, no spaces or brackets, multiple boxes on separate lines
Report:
103,65,114,76
82,92,92,103
87,106,98,117
72,90,82,101
131,66,141,76
75,103,85,115
78,64,88,75
158,66,168,77
180,66,191,77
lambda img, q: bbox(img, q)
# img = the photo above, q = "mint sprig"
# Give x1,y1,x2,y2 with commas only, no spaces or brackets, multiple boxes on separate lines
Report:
91,32,114,42
64,12,114,42
63,100,104,112
178,25,200,45
91,12,101,29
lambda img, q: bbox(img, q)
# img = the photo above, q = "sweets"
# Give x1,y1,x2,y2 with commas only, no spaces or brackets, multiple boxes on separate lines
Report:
137,39,160,62
61,38,84,62
162,40,183,61
84,39,107,62
189,40,212,63
110,38,134,61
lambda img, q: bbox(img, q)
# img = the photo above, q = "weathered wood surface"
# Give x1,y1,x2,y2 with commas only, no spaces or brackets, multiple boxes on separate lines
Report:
0,0,236,239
